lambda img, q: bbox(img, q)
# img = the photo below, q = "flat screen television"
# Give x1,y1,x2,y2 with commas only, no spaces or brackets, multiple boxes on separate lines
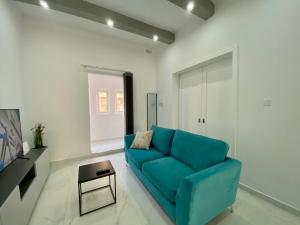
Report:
0,109,23,172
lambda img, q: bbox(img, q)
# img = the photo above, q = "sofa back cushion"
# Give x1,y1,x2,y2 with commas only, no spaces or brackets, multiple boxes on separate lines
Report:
171,130,229,171
151,125,175,155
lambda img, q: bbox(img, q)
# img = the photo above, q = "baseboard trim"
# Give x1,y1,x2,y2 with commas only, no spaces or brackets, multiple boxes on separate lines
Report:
239,183,300,216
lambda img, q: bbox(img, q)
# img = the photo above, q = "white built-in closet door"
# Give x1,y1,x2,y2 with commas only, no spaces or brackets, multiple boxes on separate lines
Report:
179,57,235,155
179,67,204,135
202,57,235,155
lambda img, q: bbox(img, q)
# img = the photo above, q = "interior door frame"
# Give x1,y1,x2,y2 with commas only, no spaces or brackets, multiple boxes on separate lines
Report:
84,68,133,151
172,45,239,157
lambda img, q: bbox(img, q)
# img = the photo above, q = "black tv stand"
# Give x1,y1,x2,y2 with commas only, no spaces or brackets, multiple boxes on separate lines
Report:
0,148,49,225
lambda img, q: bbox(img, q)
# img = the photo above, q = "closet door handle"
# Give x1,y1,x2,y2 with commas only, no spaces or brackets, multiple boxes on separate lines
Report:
202,118,206,123
198,118,201,123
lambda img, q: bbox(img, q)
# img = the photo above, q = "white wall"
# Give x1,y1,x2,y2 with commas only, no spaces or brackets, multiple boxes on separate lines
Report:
22,18,157,161
0,0,24,117
156,0,300,210
88,73,124,142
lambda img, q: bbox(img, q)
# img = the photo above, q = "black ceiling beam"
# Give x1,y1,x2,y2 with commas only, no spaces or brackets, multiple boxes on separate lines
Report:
14,0,175,44
167,0,214,20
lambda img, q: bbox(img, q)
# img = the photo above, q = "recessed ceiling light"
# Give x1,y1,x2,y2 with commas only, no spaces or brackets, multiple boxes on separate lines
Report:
39,0,49,9
153,35,159,42
107,19,114,27
187,1,194,12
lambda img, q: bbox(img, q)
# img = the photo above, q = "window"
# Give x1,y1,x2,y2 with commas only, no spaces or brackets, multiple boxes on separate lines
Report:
98,91,108,113
115,92,124,112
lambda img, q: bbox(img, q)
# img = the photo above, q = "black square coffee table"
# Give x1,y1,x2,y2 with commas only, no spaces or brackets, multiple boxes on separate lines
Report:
78,160,116,216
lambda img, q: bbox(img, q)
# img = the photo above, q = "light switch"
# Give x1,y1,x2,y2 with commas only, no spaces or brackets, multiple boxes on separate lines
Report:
263,99,272,107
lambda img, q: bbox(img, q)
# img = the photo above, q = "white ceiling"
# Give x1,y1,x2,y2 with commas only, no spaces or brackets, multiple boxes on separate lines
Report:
86,0,202,32
14,0,204,48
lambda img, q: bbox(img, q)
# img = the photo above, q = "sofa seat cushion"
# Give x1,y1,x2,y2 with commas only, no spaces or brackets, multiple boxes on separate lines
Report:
151,125,175,155
127,148,164,169
142,157,195,204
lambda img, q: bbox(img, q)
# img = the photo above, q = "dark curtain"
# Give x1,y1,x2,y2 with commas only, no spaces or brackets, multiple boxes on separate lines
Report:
123,72,134,135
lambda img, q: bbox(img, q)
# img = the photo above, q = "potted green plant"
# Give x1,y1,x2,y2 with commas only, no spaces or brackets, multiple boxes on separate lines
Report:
31,123,46,148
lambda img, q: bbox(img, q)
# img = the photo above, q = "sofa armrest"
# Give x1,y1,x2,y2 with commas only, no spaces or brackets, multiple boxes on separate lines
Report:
124,134,135,150
124,134,135,162
176,158,241,225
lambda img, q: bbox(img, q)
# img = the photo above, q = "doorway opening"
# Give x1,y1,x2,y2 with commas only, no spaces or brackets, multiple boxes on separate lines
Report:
88,73,125,153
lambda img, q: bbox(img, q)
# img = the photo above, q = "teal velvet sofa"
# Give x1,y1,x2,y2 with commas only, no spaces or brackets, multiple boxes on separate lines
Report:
124,126,241,225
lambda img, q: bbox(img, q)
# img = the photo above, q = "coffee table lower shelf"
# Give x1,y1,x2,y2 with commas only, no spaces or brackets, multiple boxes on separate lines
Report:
78,173,116,216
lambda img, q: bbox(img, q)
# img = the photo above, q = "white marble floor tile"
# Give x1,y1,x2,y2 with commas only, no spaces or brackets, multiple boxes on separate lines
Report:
91,138,124,153
28,152,300,225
